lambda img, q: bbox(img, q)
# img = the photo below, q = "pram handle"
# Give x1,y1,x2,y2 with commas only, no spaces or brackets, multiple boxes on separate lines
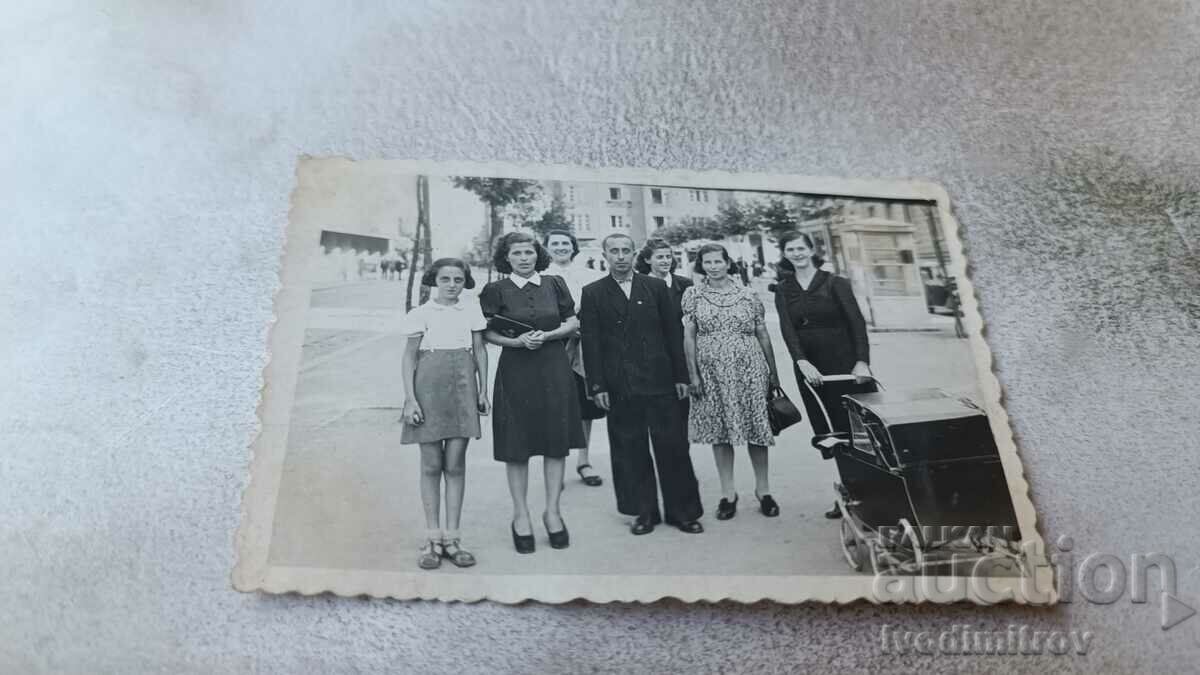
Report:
814,374,885,389
801,374,883,440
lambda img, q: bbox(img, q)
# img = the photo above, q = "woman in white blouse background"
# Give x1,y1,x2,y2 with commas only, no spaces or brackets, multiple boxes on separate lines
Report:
544,230,606,488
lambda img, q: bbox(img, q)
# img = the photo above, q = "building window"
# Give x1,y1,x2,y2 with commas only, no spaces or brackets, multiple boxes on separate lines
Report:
689,189,709,202
651,188,663,204
867,204,878,218
609,187,621,200
584,214,591,230
862,233,913,296
611,215,625,229
567,185,576,203
653,216,665,228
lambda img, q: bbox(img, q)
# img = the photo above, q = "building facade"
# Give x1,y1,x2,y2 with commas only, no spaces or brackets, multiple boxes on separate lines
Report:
537,180,727,249
791,199,950,329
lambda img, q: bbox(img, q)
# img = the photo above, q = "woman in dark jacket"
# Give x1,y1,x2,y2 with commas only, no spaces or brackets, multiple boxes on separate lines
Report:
635,237,693,315
772,232,876,519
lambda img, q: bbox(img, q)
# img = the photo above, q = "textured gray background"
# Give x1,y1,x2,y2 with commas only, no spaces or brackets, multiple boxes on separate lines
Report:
3,1,1199,672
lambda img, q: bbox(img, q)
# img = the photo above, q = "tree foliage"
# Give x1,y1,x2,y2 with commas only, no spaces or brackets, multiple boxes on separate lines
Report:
451,177,541,278
749,197,799,239
715,200,756,237
527,194,573,237
654,198,798,246
655,220,706,245
450,177,541,212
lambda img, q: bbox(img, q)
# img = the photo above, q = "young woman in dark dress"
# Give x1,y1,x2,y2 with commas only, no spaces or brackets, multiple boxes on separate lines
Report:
479,232,585,553
772,232,876,519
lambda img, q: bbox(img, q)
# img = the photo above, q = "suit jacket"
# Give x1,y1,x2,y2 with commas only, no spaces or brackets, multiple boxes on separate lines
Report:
579,273,688,398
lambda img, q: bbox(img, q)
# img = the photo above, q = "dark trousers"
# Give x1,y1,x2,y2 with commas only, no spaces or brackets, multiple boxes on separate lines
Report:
606,392,703,523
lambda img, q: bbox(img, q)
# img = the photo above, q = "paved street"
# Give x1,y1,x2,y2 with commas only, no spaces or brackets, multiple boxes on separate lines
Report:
269,279,978,576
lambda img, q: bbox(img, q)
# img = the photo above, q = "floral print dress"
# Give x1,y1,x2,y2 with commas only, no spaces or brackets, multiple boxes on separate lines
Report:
682,281,774,446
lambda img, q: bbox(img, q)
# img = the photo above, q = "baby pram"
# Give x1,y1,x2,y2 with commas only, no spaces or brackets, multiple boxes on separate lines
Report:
809,378,1026,577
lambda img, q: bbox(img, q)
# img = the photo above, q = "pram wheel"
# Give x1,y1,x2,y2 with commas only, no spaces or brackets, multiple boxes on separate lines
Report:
839,518,867,572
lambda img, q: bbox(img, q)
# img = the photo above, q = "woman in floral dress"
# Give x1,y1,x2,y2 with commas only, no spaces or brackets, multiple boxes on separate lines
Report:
682,244,782,522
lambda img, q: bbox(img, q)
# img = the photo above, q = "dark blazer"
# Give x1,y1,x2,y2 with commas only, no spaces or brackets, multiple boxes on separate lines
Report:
580,273,688,398
664,274,694,316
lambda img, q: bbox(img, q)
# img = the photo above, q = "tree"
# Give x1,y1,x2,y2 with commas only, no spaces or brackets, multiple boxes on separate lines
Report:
528,194,573,238
714,200,756,238
655,220,705,246
750,197,799,239
405,175,432,311
450,177,540,279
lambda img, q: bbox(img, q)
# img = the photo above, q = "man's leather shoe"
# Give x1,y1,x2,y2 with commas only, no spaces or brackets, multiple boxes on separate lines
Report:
669,519,704,534
631,515,656,535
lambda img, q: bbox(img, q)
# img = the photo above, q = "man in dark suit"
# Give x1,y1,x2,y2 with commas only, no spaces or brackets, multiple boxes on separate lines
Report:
579,234,704,535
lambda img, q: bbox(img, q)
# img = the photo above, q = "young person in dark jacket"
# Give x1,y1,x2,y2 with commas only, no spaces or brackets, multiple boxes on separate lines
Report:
579,234,704,536
634,237,693,315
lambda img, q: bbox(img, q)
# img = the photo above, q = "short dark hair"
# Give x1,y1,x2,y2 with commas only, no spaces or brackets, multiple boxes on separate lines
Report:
493,231,551,274
692,243,741,277
775,230,826,274
421,257,476,289
600,232,636,252
542,229,580,260
635,237,677,274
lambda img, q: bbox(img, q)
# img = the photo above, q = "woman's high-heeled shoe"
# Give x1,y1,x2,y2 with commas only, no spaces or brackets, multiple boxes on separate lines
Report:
716,495,738,521
543,512,570,549
756,493,780,518
511,521,535,554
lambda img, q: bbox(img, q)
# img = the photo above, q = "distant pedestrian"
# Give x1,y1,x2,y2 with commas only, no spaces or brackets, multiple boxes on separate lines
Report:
683,243,781,521
400,258,491,570
480,232,582,554
772,231,875,520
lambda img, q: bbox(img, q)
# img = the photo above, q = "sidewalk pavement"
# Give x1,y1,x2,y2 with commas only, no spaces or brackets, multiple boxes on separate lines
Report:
266,283,983,576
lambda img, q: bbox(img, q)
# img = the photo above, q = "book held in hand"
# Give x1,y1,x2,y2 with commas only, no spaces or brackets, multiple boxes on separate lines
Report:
488,314,535,339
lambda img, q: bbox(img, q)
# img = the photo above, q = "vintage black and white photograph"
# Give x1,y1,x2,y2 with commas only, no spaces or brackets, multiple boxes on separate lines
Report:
234,159,1050,603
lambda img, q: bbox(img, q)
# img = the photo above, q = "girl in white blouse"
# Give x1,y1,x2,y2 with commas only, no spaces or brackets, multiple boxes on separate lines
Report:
400,258,491,570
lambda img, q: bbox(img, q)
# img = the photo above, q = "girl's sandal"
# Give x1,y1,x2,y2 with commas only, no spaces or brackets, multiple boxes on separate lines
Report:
417,540,442,570
440,538,477,568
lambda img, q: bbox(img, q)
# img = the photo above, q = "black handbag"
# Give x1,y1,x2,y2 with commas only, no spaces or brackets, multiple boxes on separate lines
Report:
767,385,803,435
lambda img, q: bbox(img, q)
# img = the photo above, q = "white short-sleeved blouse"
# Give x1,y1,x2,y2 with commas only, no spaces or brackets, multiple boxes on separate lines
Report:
399,299,488,350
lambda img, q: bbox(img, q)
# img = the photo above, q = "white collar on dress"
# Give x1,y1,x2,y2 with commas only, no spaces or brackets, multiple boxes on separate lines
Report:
425,299,465,311
510,272,541,288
